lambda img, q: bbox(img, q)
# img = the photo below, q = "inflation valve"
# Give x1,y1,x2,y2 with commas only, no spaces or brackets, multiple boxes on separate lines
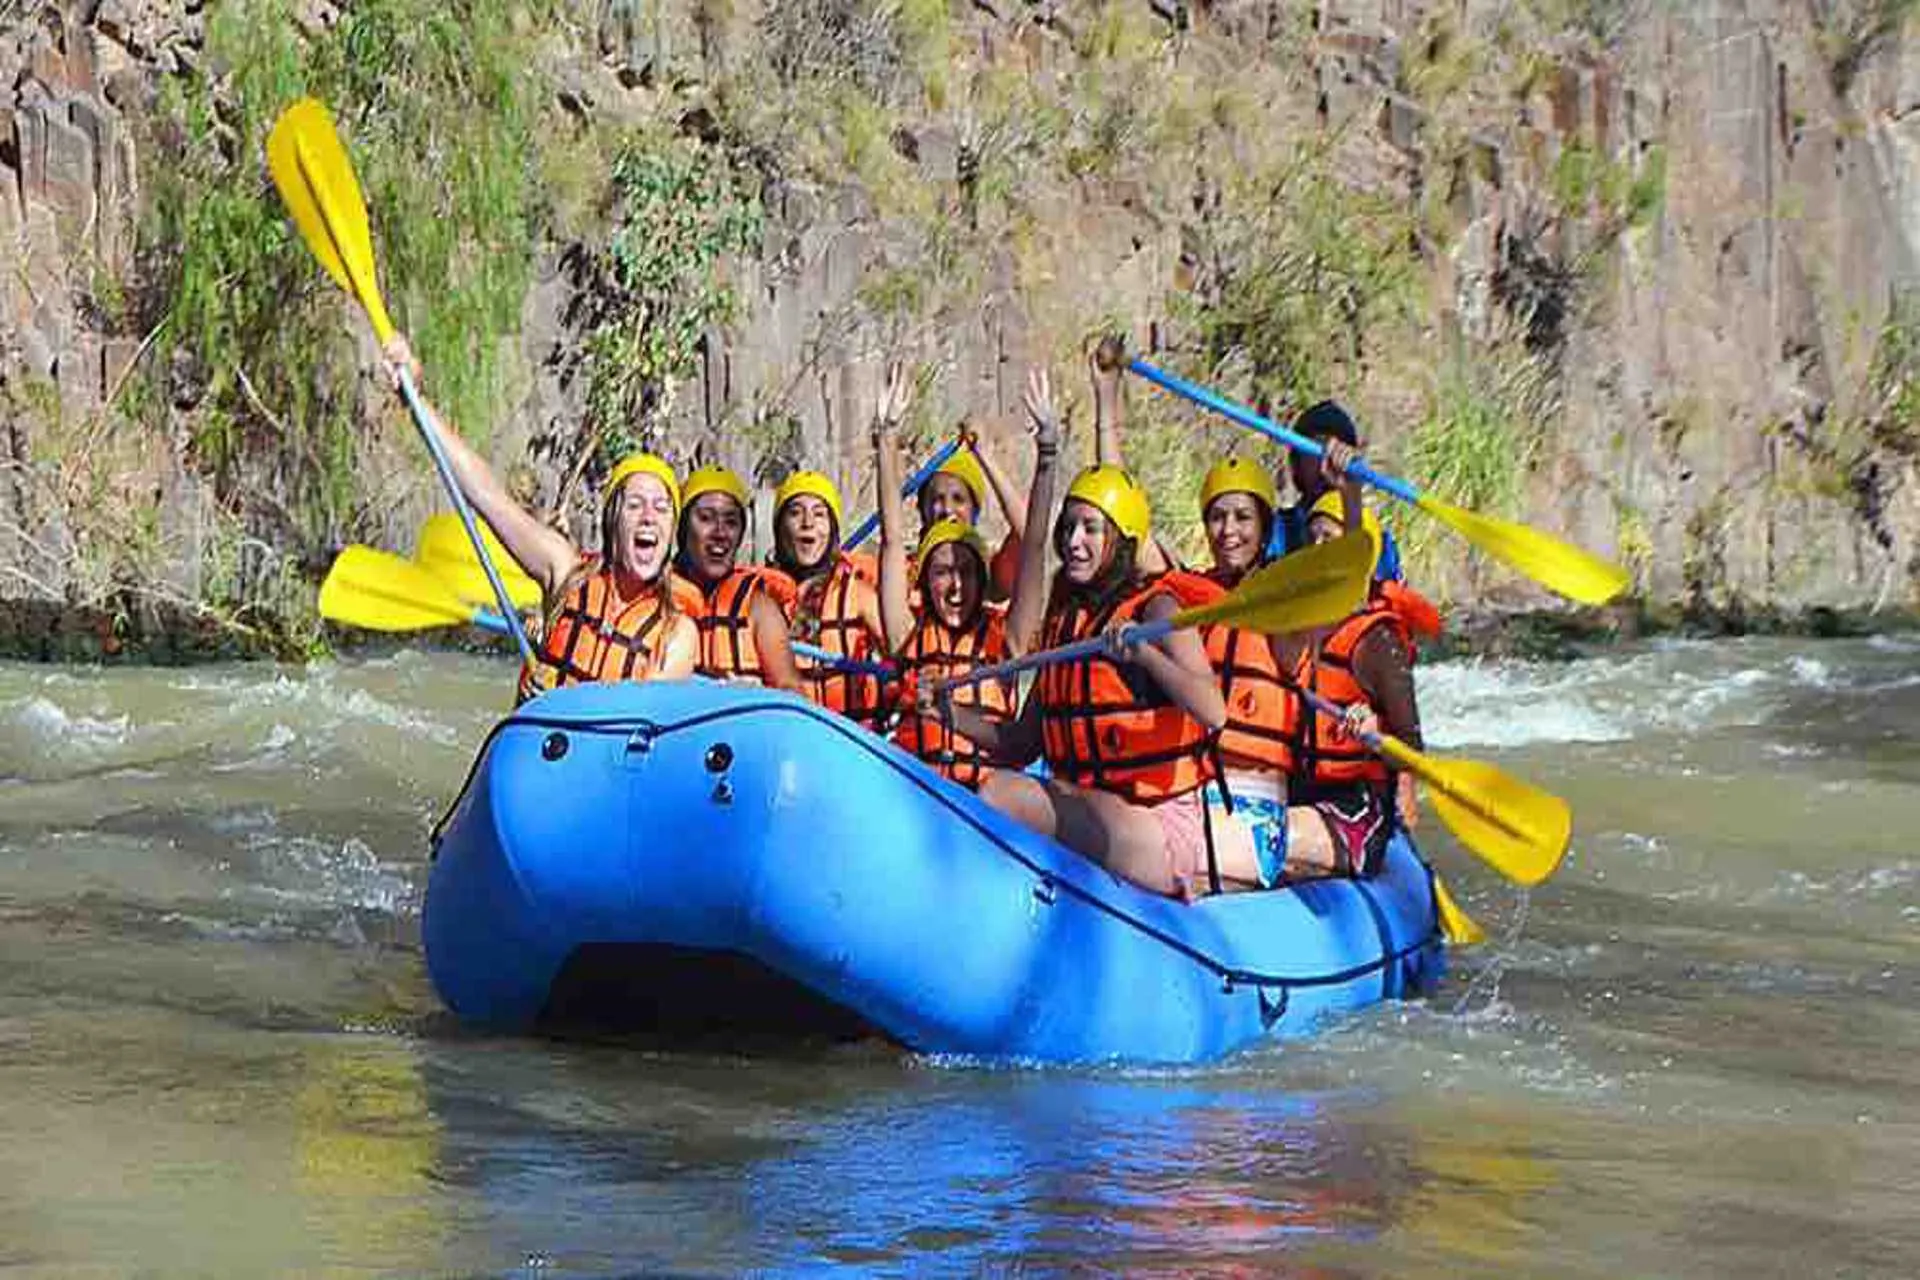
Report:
541,732,569,762
706,741,734,806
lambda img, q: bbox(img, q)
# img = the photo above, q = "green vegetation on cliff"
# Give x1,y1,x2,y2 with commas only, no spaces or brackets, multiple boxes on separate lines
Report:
134,0,542,642
6,0,1916,662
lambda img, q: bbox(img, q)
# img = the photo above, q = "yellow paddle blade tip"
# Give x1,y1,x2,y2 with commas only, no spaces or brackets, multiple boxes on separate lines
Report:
1174,530,1373,636
320,546,478,632
1433,878,1487,946
1416,496,1632,606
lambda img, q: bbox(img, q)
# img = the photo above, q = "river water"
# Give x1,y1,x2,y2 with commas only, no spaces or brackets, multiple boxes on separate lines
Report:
1,636,1914,1277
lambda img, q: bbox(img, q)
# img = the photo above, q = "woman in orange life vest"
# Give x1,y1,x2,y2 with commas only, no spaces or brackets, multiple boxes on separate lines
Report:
1288,488,1426,878
871,379,1038,789
673,465,803,690
1191,453,1394,888
848,424,1027,600
915,427,1028,598
379,335,698,697
768,386,893,727
938,370,1231,899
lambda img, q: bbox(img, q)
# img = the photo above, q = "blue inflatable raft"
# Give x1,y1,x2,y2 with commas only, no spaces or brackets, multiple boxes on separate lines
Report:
424,681,1445,1065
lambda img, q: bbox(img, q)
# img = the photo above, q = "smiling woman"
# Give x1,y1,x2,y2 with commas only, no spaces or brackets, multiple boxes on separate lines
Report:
673,466,802,690
377,333,700,702
770,454,889,725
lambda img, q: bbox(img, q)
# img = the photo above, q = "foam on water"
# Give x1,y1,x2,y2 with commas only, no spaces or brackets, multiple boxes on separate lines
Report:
1420,640,1883,750
1419,659,1634,747
239,833,417,916
3,695,133,756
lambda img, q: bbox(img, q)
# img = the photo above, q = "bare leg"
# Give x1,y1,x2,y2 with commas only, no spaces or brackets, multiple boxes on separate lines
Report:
978,770,1183,898
978,769,1057,836
1283,807,1344,880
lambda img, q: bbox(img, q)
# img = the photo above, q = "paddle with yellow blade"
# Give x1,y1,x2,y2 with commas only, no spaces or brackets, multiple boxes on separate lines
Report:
1296,685,1571,890
413,512,541,613
1126,358,1632,607
933,528,1376,695
318,546,499,634
319,544,893,677
266,97,538,669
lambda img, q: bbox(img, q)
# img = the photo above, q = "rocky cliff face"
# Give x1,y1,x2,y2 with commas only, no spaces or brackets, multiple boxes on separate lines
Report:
3,0,1918,652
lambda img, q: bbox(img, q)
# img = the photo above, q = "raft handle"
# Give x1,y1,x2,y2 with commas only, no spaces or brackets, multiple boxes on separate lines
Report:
624,726,655,757
1033,876,1057,906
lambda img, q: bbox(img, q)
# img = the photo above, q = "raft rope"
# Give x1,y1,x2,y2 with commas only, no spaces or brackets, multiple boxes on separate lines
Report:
434,699,1444,998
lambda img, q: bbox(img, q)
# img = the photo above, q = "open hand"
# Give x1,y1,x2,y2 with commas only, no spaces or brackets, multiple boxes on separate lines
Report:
876,362,913,433
1024,368,1061,454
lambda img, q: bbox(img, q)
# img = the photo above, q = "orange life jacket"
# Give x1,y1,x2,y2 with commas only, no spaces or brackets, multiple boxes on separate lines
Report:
1035,573,1217,804
786,554,886,726
891,606,1013,789
1203,624,1303,775
516,563,674,703
687,567,768,682
1195,565,1301,775
1291,599,1410,789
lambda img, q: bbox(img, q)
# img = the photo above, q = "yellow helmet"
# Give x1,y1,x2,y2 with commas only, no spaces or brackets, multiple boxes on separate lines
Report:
681,464,750,513
1199,456,1277,514
603,452,681,519
915,517,991,578
1064,464,1151,544
1308,490,1384,576
928,447,987,513
773,470,844,529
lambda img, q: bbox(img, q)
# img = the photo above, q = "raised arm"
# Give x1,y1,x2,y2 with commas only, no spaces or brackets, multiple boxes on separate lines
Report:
969,426,1027,537
1005,368,1063,658
874,366,916,652
1088,335,1170,574
1324,440,1365,539
1090,336,1126,467
384,334,578,596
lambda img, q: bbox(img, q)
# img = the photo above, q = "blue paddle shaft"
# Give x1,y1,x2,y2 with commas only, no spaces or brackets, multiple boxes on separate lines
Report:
398,368,537,668
842,437,966,551
938,619,1175,692
792,640,896,679
1125,358,1421,505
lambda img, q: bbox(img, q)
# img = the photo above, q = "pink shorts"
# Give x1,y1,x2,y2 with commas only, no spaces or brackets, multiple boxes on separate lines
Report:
1147,791,1213,896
